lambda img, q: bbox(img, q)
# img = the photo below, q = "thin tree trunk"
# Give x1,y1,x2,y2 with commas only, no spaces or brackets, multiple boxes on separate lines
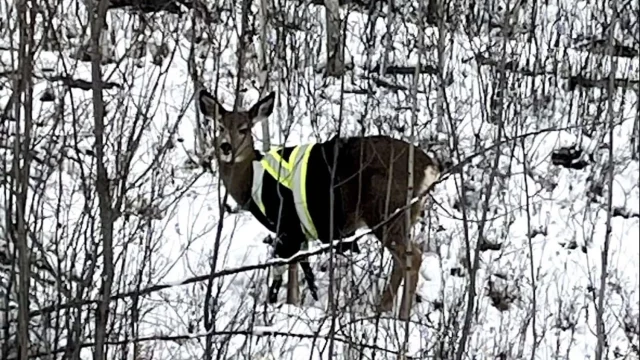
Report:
379,0,394,76
324,0,345,77
399,1,425,355
231,0,302,314
88,0,115,358
594,19,618,360
254,0,299,305
435,0,446,133
13,0,36,356
233,0,252,111
326,67,347,360
455,20,510,360
256,0,271,98
632,101,639,160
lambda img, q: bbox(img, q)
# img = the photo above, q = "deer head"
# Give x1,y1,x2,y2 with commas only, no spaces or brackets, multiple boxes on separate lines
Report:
198,90,276,163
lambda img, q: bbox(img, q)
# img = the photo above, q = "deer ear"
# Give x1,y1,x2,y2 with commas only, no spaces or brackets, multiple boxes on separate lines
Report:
248,91,275,125
198,89,227,119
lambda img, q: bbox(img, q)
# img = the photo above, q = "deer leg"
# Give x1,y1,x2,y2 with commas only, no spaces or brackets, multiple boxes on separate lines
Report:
299,239,318,301
378,243,406,314
266,235,290,304
299,260,318,301
270,233,307,305
373,218,421,319
268,264,287,303
398,245,422,320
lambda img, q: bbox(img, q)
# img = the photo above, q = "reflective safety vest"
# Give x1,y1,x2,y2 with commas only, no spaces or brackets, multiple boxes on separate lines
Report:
251,144,319,240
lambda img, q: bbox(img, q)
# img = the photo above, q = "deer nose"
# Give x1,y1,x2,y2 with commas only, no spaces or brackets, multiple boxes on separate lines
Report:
220,143,232,155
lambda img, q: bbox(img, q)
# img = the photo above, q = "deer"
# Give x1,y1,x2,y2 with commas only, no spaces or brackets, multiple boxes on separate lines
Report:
197,88,449,320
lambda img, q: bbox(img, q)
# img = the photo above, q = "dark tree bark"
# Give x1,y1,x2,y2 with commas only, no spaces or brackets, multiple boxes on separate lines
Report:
324,0,346,77
12,0,36,357
88,0,116,358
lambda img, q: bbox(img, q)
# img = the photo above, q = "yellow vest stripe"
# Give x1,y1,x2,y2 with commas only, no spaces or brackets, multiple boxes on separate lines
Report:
297,144,317,239
252,145,318,240
261,148,294,189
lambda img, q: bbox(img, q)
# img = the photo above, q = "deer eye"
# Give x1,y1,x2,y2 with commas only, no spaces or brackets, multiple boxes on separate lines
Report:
238,127,250,135
216,125,225,133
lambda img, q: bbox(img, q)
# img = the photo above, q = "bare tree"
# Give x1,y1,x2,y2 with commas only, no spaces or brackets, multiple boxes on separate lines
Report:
10,0,36,356
86,0,115,357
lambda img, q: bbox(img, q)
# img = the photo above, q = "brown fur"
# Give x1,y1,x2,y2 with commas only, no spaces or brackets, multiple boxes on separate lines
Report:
328,136,439,317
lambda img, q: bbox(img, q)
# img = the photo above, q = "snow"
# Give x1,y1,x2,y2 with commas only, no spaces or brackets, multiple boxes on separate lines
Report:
0,0,638,358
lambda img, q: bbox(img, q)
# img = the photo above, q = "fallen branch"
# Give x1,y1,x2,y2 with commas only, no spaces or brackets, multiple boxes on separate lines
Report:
370,63,438,76
575,39,638,59
107,0,186,13
473,54,640,91
47,75,121,91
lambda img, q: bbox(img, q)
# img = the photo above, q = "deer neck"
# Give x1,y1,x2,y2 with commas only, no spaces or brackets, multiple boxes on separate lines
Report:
217,150,260,207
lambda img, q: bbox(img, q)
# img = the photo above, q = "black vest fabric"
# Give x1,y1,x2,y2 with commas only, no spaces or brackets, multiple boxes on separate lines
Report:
249,139,351,245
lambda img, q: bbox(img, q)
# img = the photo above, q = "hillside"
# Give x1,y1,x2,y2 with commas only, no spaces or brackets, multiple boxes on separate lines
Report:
0,0,638,358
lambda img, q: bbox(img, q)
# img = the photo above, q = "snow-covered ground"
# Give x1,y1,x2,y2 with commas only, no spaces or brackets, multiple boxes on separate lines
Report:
0,0,638,358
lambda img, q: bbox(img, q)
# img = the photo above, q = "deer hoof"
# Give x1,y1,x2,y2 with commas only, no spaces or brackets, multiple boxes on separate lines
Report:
309,288,319,301
268,292,278,304
267,283,280,304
